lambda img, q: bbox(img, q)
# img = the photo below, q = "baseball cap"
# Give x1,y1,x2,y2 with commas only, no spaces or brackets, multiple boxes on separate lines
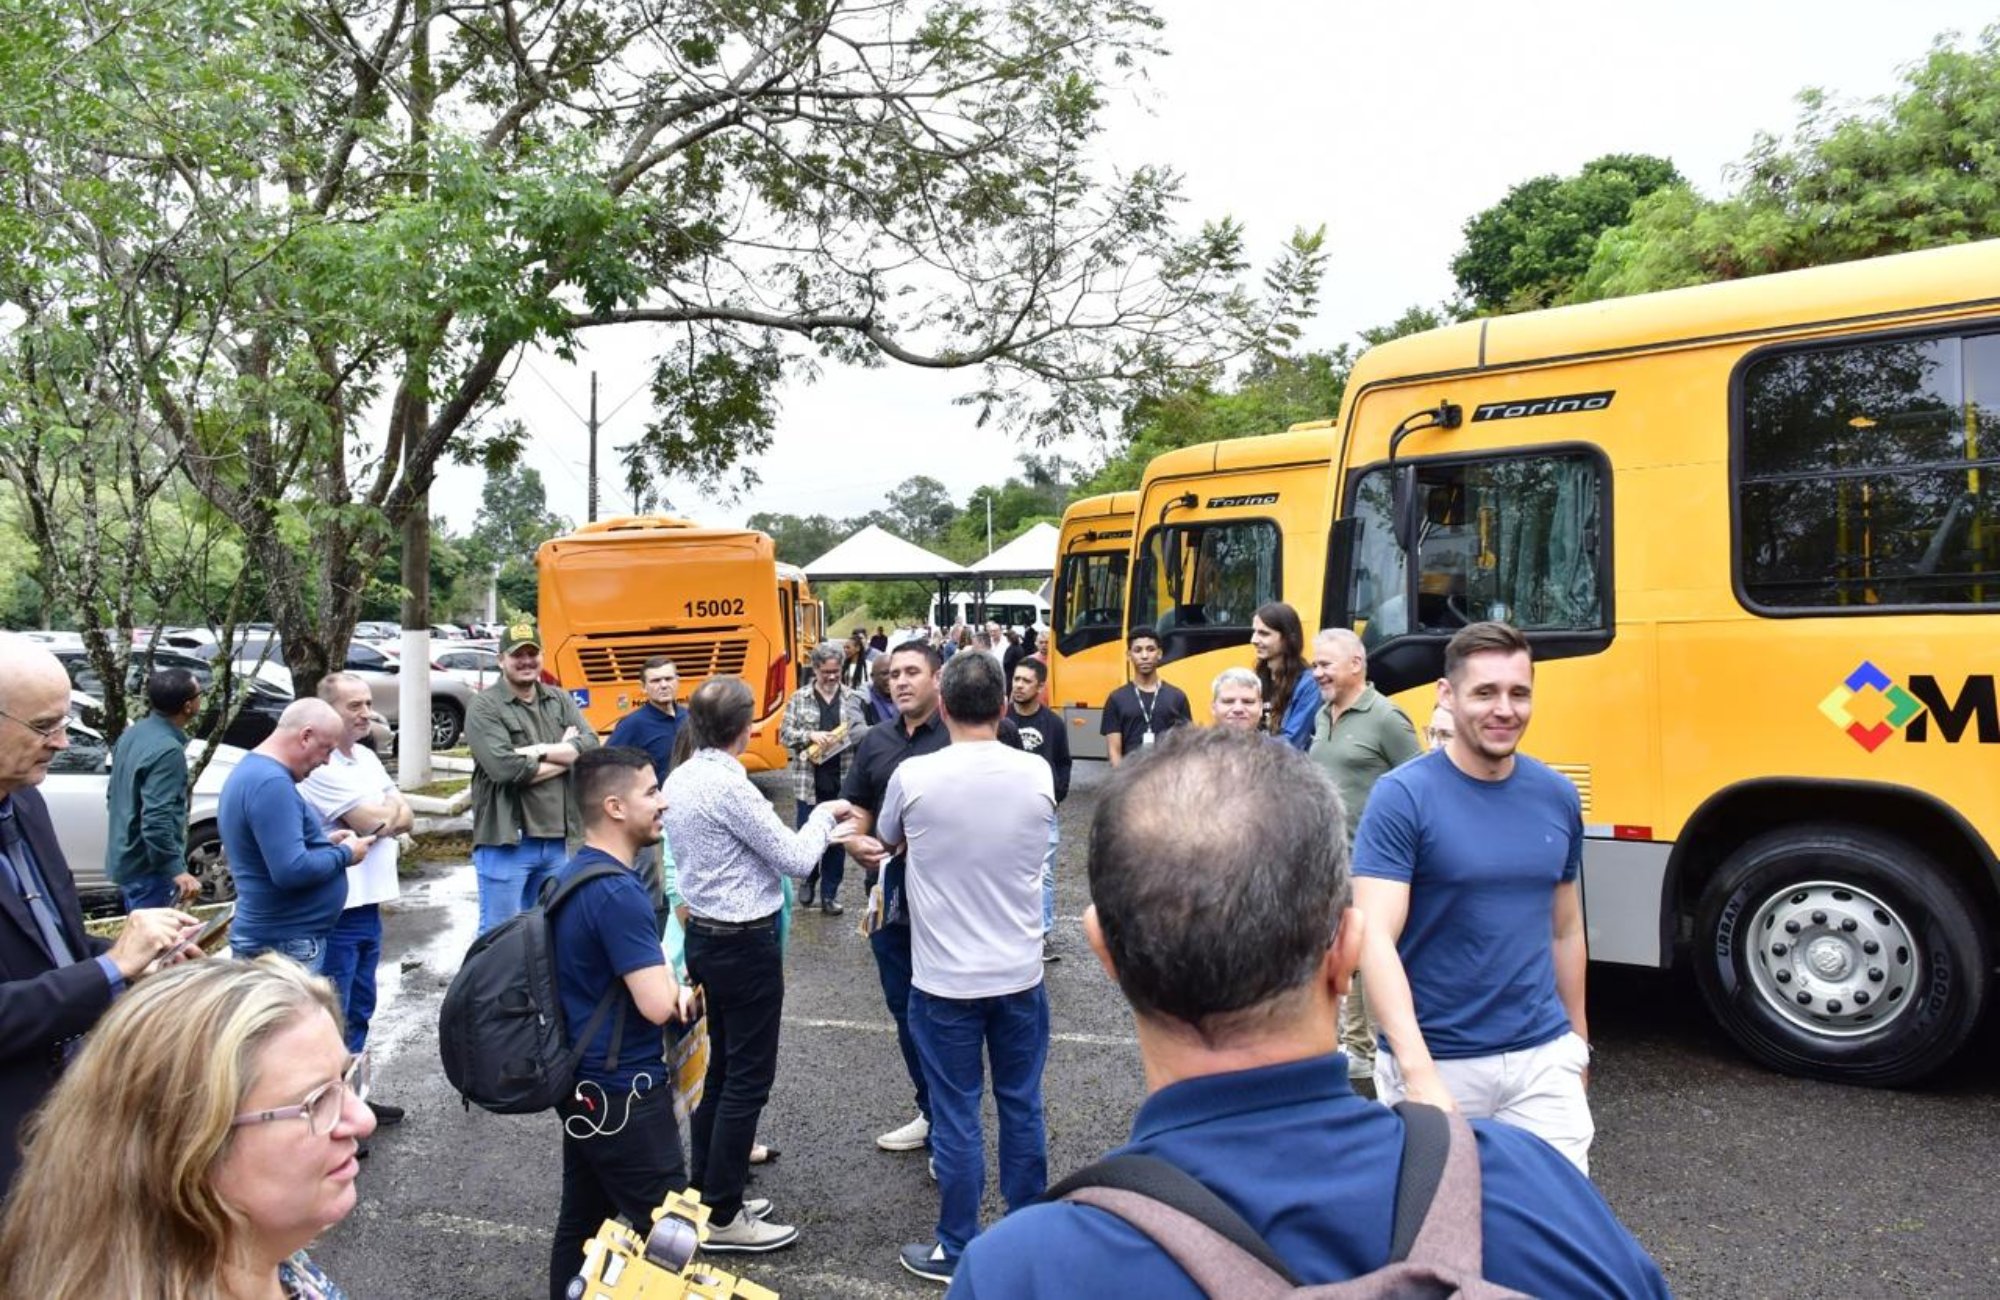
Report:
500,619,542,654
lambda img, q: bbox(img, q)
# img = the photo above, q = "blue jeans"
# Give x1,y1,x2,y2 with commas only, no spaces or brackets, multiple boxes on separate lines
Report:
795,800,845,904
869,922,929,1122
120,875,178,912
1041,821,1059,935
473,837,567,934
321,905,381,1054
909,984,1050,1256
232,933,327,974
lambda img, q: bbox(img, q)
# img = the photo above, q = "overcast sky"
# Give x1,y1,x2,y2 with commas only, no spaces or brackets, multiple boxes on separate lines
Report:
433,2,1999,543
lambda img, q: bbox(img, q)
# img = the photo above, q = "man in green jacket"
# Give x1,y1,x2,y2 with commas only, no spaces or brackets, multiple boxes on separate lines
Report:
466,620,599,934
1307,628,1420,1094
105,668,205,911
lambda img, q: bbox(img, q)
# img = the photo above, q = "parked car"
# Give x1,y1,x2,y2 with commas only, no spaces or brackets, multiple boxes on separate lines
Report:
53,647,291,751
433,645,500,691
41,723,242,914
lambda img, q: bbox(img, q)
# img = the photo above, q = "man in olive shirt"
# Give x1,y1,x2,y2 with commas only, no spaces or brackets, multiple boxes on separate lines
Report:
466,620,599,933
1307,628,1419,1093
105,668,204,910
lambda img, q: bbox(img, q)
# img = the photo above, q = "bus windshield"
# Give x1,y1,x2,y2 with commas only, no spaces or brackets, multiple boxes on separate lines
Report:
1054,550,1128,657
1347,451,1605,647
1130,520,1280,646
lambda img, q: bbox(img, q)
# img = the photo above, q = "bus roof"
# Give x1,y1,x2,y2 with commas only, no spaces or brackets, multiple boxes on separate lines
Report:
541,516,773,559
1139,425,1336,484
1349,238,2000,387
1059,491,1138,524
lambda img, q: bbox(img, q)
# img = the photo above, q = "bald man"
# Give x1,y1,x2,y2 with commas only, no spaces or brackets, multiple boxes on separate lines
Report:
219,696,372,971
0,634,198,1195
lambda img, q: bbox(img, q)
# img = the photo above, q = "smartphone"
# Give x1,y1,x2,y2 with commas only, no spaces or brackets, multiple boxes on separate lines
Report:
154,902,234,968
363,821,389,839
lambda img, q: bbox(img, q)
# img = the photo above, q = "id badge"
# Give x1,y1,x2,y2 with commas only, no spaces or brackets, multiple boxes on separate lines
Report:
1141,729,1156,747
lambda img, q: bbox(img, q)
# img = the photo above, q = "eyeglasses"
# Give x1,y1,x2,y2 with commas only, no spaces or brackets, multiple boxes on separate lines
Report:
0,710,68,742
232,1053,369,1137
1425,728,1454,747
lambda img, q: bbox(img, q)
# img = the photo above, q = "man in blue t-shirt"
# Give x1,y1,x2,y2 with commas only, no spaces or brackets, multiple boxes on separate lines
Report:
950,727,1666,1298
220,698,370,972
1352,620,1594,1173
605,655,682,934
545,746,709,1300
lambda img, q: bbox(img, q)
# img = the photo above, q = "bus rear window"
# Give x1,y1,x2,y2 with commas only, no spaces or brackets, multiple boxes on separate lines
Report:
1739,330,2000,611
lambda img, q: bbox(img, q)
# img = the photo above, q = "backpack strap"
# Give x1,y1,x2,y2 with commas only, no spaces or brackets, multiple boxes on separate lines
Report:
540,861,627,914
1389,1102,1484,1277
1048,1155,1301,1297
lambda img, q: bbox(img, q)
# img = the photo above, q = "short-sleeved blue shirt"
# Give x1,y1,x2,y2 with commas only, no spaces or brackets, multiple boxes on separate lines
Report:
606,705,680,785
950,1054,1668,1299
1351,749,1583,1059
548,848,667,1090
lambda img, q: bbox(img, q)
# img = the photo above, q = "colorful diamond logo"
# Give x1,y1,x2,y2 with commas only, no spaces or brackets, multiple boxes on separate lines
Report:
1819,660,1923,752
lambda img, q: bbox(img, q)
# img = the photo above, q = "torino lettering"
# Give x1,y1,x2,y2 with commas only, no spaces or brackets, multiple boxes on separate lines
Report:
1470,391,1615,422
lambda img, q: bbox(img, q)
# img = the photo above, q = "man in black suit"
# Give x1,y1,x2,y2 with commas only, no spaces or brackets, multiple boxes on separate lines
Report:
0,634,196,1196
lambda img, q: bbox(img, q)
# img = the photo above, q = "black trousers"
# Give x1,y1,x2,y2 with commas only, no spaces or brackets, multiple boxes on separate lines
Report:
684,920,785,1224
549,1079,687,1300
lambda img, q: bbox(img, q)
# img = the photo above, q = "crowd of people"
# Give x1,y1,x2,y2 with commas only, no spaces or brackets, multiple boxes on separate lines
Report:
0,600,1672,1297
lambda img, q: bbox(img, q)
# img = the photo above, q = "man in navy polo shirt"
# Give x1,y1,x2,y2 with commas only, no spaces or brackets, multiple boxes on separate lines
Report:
545,747,706,1300
949,728,1667,1298
606,655,682,935
1352,620,1595,1173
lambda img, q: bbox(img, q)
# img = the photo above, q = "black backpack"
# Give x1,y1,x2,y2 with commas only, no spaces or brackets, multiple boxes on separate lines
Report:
1044,1104,1529,1299
437,864,629,1114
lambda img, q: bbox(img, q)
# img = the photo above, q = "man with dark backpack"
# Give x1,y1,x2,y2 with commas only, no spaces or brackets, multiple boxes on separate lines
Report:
535,748,705,1300
948,728,1670,1299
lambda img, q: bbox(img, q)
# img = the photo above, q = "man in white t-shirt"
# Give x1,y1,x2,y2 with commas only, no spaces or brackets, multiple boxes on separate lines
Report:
877,650,1055,1285
300,670,414,1137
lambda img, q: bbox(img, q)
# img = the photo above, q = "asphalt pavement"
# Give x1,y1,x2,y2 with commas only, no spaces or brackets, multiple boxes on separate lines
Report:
313,763,2000,1299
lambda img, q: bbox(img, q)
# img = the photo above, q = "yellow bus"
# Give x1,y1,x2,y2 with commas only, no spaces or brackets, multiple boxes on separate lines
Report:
778,563,825,686
1322,239,2000,1085
1127,424,1334,724
1049,492,1137,759
537,516,813,772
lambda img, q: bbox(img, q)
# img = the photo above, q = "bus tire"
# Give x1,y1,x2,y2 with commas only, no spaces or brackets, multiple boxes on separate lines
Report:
1693,824,1989,1087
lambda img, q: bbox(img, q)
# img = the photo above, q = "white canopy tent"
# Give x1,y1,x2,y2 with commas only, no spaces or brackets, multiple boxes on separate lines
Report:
969,521,1059,579
802,524,970,583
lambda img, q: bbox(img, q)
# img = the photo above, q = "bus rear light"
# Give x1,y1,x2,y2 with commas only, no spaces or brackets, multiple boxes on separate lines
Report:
763,654,790,715
1613,825,1653,841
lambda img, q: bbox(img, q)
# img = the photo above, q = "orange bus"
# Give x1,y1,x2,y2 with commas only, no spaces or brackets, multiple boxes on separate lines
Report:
1048,492,1136,759
537,516,813,772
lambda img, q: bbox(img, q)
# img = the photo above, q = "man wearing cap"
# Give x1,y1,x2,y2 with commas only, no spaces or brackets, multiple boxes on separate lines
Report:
466,620,600,933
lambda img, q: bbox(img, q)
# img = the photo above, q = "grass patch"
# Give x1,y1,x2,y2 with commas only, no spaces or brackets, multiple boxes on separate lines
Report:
408,776,470,799
402,830,473,870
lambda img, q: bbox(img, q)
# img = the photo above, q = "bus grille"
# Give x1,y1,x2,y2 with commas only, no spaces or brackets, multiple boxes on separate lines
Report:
1550,763,1593,817
575,639,751,684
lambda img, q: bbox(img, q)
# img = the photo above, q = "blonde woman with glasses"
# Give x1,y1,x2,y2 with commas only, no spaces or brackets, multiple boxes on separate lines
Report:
0,957,374,1299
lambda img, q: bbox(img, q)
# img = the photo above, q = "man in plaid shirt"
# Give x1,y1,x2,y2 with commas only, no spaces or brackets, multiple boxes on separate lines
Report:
779,642,872,915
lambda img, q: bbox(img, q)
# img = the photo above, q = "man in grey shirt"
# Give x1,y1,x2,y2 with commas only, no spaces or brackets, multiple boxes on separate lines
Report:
877,651,1054,1284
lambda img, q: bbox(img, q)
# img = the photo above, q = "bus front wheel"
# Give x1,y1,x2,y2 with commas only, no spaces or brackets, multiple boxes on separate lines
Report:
1693,824,1988,1088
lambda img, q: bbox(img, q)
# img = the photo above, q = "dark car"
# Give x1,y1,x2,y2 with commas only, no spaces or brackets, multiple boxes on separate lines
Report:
54,647,292,750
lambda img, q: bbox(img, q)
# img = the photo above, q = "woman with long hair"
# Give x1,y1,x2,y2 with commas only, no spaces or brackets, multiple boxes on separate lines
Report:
1250,600,1319,751
0,958,373,1299
664,676,851,1253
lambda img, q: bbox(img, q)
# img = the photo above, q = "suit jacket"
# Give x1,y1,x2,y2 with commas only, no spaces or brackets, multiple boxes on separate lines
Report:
0,785,113,1197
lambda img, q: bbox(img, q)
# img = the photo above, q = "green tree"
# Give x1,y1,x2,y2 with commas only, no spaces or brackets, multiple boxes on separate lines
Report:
1575,30,2000,301
882,477,962,546
460,465,568,621
1,0,1324,697
747,512,848,568
1451,153,1683,313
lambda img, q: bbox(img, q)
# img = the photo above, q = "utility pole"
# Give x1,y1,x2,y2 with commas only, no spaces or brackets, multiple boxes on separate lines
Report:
985,494,993,555
586,370,599,522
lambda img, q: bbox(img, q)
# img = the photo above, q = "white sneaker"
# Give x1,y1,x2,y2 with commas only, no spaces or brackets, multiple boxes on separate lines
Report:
876,1113,930,1152
704,1211,798,1253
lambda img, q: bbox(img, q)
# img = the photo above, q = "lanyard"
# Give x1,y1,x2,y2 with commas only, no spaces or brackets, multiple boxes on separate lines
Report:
1135,686,1159,734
